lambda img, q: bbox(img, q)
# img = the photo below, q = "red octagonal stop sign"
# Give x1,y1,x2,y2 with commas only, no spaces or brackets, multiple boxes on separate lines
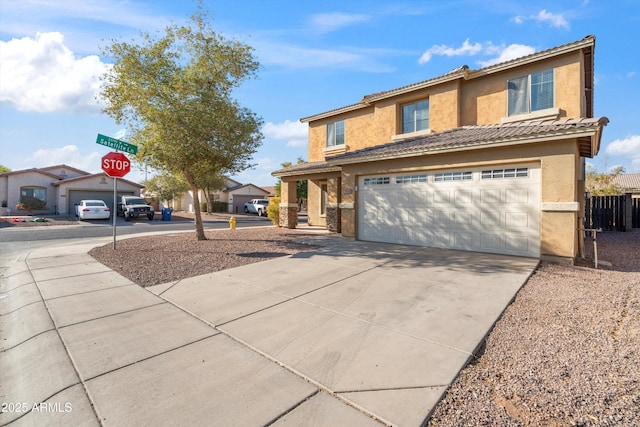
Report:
101,151,131,178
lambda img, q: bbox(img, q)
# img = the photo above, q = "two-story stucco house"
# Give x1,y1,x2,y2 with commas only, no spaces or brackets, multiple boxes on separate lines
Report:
273,35,608,263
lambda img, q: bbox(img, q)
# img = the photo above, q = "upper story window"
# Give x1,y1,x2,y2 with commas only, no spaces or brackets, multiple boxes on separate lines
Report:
402,99,429,134
326,120,345,147
507,69,554,116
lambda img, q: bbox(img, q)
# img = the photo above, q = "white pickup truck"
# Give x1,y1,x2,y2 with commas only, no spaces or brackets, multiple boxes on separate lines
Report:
243,199,269,216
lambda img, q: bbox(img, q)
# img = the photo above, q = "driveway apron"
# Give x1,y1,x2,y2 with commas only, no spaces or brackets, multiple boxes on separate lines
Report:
156,236,538,426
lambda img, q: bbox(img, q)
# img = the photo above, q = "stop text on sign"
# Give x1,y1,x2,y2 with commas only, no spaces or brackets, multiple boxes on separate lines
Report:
102,158,129,170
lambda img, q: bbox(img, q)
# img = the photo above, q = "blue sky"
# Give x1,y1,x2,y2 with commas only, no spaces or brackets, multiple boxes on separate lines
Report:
1,0,639,186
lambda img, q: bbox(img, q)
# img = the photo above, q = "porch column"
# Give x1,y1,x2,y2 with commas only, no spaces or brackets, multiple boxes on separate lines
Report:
279,179,298,229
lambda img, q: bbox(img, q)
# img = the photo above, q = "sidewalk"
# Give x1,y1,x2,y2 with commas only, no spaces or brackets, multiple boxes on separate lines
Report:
0,233,537,426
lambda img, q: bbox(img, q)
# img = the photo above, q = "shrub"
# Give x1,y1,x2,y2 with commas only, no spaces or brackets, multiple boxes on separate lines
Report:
267,197,280,226
210,201,228,213
16,196,46,213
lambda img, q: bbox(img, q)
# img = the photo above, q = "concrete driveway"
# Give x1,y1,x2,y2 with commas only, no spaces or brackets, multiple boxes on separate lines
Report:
1,233,538,426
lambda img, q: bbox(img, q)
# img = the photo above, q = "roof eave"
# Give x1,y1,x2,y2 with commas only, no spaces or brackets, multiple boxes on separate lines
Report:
328,128,604,166
468,35,595,79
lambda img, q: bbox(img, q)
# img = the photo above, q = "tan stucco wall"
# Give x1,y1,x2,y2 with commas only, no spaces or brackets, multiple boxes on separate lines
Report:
322,139,583,259
461,52,585,125
307,51,586,162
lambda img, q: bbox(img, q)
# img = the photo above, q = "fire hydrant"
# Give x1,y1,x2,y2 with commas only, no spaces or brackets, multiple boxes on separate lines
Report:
229,216,236,230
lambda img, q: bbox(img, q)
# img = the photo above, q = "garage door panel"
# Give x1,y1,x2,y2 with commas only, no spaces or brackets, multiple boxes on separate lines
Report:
453,232,474,248
506,211,529,227
434,190,451,204
480,189,502,205
481,234,503,250
358,165,540,257
505,188,529,204
454,190,473,205
505,235,531,253
481,211,502,227
452,211,474,226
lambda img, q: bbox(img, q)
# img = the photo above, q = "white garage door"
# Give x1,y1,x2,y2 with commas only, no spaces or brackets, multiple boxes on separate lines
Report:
358,165,540,257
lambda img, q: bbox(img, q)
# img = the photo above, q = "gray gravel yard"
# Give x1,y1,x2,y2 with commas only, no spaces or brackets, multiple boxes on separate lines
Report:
429,230,640,426
89,227,640,426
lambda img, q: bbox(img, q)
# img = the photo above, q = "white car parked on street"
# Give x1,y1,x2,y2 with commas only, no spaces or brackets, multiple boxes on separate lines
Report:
76,200,111,220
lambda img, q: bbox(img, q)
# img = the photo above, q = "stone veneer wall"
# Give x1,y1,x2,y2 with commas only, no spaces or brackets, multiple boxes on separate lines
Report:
279,204,298,229
326,206,341,233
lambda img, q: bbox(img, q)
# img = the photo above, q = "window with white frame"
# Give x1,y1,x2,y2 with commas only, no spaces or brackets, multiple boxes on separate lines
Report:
481,168,529,179
434,171,472,182
507,69,554,116
402,99,429,134
363,177,390,185
396,174,427,184
326,120,345,147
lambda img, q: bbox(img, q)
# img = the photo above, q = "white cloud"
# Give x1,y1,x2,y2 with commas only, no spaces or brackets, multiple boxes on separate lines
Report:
28,145,102,172
513,9,570,29
418,39,535,68
419,39,483,64
606,135,640,172
478,44,536,67
0,32,109,113
262,120,308,147
309,12,371,34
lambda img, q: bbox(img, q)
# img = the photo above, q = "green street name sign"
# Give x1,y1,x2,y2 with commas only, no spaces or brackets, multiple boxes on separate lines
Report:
96,133,138,155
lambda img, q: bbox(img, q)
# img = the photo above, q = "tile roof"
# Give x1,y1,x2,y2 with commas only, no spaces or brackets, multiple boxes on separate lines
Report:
612,173,640,191
273,118,608,177
272,161,341,177
327,118,608,163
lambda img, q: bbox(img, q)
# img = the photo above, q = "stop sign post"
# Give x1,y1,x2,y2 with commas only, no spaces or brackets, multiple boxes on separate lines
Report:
102,151,131,178
101,151,131,250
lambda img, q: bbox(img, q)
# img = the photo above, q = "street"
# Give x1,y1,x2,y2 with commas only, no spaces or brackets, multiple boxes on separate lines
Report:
0,215,273,243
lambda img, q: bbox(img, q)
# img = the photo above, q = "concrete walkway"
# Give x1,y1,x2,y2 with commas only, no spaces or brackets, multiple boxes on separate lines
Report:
0,233,538,426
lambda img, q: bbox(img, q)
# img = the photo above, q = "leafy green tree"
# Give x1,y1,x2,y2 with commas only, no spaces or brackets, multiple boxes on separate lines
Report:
0,165,11,173
586,165,624,195
100,6,263,240
192,171,227,212
144,171,190,204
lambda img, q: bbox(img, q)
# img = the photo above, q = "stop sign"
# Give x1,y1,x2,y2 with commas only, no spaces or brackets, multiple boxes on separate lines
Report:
101,151,131,178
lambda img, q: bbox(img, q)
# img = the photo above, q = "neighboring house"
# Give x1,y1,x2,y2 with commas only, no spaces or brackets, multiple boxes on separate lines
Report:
0,164,144,215
612,173,640,196
175,177,271,214
274,35,607,263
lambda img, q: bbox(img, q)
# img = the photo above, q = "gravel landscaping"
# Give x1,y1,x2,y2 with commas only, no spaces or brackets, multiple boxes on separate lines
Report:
429,230,640,426
89,227,320,287
88,226,640,426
